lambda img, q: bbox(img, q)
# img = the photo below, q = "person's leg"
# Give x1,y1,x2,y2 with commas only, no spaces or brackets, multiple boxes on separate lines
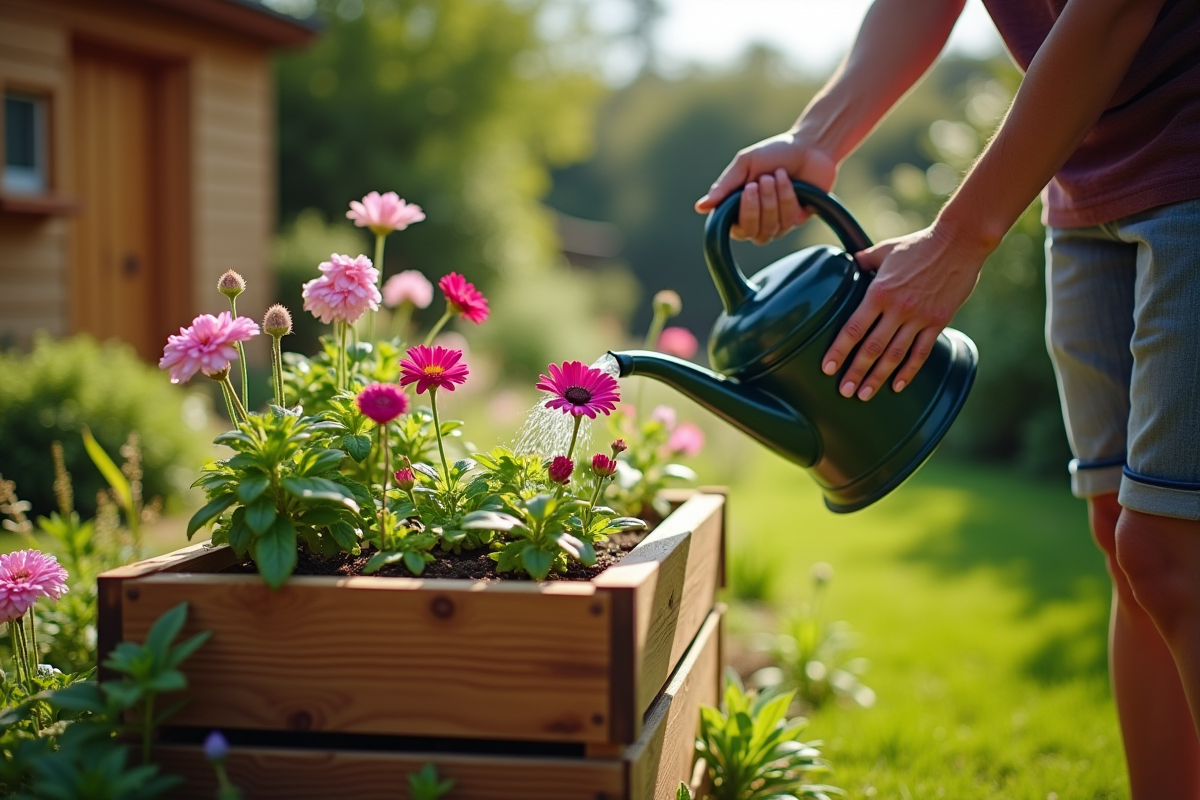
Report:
1046,221,1200,796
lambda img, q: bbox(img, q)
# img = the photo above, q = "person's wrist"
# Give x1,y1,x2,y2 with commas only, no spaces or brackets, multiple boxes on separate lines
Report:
790,116,849,168
933,199,1007,264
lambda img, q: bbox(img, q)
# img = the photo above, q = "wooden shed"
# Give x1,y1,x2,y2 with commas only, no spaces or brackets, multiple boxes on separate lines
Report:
0,0,315,359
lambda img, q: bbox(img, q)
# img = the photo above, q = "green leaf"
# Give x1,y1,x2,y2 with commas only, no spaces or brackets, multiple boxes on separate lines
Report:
302,448,347,476
676,783,692,800
167,631,212,670
412,463,441,482
213,430,254,449
48,682,107,714
236,473,271,503
145,670,188,693
281,477,360,511
253,517,298,589
343,433,372,462
227,508,253,556
522,545,553,581
82,426,133,511
245,497,278,534
362,550,405,574
404,551,430,575
144,602,189,662
187,493,237,539
328,520,359,551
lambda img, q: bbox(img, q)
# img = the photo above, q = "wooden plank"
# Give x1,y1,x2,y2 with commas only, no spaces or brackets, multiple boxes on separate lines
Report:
597,493,725,739
152,746,626,800
122,574,615,743
626,609,721,800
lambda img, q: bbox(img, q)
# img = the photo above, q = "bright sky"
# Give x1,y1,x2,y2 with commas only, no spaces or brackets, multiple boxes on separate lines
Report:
592,0,1004,82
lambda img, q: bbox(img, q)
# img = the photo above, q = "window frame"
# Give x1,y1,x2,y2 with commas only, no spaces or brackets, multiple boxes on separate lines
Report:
3,89,50,196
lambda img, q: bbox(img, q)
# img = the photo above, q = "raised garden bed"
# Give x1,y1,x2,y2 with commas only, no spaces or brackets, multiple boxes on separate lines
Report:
97,489,726,753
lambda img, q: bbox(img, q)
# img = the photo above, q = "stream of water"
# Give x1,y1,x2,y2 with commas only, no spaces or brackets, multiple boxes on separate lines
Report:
512,354,620,457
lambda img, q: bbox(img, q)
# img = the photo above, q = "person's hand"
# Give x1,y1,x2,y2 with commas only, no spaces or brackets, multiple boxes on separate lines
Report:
695,132,838,245
822,224,988,400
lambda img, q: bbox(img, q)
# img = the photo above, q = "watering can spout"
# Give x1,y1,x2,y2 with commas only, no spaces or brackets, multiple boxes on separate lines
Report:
609,350,821,468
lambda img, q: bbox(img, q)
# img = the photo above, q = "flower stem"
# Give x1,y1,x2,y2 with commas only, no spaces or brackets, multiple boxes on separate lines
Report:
566,415,583,462
338,320,348,393
429,388,450,482
424,307,454,346
391,302,413,343
142,692,155,765
8,620,27,695
222,376,249,423
378,423,391,546
218,380,239,425
368,232,386,343
636,308,669,416
230,297,250,412
271,334,285,407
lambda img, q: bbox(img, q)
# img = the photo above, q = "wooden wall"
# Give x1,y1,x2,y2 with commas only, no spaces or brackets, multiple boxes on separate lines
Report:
0,0,279,362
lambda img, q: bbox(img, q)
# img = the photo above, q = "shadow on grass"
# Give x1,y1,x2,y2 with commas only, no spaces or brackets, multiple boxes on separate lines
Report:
896,456,1111,684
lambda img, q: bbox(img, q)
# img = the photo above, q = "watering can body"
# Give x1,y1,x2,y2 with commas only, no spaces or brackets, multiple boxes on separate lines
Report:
611,181,977,512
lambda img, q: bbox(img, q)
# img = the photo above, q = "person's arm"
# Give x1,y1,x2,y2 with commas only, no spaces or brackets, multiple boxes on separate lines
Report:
695,0,967,243
824,0,1170,402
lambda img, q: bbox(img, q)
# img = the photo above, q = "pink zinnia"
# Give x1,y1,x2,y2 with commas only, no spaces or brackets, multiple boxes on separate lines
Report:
0,549,68,623
356,383,409,425
399,345,469,394
382,270,434,309
658,326,699,360
536,361,620,419
347,191,426,236
548,456,574,485
159,311,260,384
438,273,489,324
668,422,705,458
591,453,618,477
302,254,382,325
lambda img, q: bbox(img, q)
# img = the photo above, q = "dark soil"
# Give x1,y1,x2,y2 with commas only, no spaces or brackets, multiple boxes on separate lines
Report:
223,531,648,582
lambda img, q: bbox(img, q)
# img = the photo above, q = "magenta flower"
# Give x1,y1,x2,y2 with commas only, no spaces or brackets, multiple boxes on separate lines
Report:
668,422,705,458
302,254,382,325
159,312,260,384
0,550,68,623
394,466,416,491
438,273,489,324
356,383,410,425
611,439,628,455
347,191,426,236
591,453,618,478
536,361,620,419
548,456,574,485
399,345,469,394
658,326,699,360
382,270,434,309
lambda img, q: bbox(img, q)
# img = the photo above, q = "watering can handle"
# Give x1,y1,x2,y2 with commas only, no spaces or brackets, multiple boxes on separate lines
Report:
704,180,874,314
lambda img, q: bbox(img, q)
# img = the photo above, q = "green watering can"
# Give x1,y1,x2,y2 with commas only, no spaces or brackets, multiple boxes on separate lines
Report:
610,181,977,512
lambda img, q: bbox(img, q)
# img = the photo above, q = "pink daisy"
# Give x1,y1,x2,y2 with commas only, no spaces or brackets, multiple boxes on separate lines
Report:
591,453,618,477
0,549,69,623
399,345,469,394
356,383,410,425
536,361,620,419
347,191,426,236
159,311,260,384
302,254,382,325
657,326,699,360
382,270,434,309
438,273,489,324
548,456,574,485
667,422,705,458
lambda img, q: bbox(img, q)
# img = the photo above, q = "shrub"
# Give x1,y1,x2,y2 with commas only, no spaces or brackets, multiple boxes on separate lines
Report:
0,335,212,518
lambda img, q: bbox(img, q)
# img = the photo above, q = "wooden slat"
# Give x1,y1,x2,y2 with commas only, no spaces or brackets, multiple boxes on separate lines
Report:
122,574,614,743
627,609,721,800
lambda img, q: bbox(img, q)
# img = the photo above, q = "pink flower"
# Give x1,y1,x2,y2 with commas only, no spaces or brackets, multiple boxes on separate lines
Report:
302,254,382,325
394,467,416,491
591,453,618,477
536,361,620,419
548,456,574,485
382,270,434,309
651,405,677,431
668,422,705,458
347,191,425,236
611,439,628,455
356,383,410,425
399,345,469,394
658,326,699,360
438,273,489,324
159,312,260,384
0,550,68,623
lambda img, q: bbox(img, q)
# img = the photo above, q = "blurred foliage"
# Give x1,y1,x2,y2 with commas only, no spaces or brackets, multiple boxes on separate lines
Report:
548,50,1070,475
0,335,211,518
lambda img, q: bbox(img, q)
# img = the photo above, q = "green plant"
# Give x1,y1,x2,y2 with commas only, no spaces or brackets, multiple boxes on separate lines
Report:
677,783,692,799
695,674,842,800
727,547,778,604
0,334,211,519
408,762,454,800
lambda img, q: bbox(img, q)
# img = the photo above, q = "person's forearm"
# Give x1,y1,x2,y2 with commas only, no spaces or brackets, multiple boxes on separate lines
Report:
939,0,1168,251
795,0,966,162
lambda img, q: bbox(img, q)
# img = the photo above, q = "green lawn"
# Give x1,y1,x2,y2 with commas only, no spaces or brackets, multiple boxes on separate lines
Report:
722,449,1126,800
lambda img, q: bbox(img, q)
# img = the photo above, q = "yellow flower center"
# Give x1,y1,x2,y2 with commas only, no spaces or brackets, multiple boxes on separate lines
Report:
423,365,446,376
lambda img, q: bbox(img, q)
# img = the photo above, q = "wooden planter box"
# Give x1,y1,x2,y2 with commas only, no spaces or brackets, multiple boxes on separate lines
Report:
97,490,726,749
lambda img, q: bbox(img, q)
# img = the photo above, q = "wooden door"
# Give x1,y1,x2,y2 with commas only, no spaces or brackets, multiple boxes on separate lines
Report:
71,47,159,358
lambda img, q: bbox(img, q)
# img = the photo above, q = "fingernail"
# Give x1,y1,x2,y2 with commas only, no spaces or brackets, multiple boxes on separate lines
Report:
858,386,873,401
894,379,906,392
823,360,837,375
697,195,709,205
840,381,855,397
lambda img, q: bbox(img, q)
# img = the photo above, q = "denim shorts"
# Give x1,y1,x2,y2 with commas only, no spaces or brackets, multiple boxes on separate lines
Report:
1046,198,1200,520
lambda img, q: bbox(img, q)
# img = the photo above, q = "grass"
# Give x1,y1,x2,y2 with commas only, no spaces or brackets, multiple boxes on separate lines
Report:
723,448,1126,800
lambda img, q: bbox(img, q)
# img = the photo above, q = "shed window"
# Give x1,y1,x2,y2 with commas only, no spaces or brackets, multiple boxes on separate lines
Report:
4,92,48,195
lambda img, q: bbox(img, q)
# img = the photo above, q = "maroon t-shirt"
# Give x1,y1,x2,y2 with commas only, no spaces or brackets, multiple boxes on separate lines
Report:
982,0,1200,228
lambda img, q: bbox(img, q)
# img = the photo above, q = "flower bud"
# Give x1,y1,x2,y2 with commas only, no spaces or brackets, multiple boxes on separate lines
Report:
205,365,231,382
548,455,574,485
204,730,229,762
610,439,628,455
395,459,416,492
217,270,246,300
262,304,293,338
653,289,682,318
591,453,618,478
811,561,834,587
